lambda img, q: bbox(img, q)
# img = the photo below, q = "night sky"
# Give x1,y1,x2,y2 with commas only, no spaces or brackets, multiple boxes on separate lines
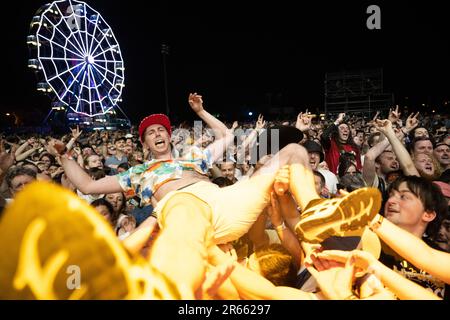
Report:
1,1,449,125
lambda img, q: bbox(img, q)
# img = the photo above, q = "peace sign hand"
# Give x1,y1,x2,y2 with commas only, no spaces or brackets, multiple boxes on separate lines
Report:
255,114,266,130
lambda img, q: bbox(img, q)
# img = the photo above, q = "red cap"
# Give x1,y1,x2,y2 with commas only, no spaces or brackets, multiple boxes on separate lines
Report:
138,114,172,142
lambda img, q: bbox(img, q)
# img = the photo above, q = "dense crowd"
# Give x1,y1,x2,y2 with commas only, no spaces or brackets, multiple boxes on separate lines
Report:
0,93,449,300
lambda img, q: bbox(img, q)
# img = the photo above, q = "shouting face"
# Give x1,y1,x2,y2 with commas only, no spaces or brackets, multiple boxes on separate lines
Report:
143,124,171,158
337,124,350,143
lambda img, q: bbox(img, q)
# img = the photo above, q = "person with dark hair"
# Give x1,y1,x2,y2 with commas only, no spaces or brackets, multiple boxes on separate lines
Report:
303,140,338,196
22,162,39,174
212,176,234,188
104,192,126,222
88,167,106,181
321,113,362,175
378,175,449,298
104,137,128,174
385,175,447,242
91,197,115,226
408,136,434,156
84,154,104,170
436,210,450,253
80,144,95,157
219,161,237,184
433,181,450,253
337,157,358,179
312,170,326,197
117,162,130,173
410,126,430,139
338,173,366,193
5,166,37,198
38,153,55,168
433,142,450,172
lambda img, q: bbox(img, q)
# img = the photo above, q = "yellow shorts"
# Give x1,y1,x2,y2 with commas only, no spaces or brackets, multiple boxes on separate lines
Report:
155,176,273,244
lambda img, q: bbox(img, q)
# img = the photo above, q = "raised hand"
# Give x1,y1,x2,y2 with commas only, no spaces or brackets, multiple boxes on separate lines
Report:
27,137,36,145
188,92,204,113
255,114,266,130
267,191,284,227
71,125,83,140
335,113,346,125
306,252,355,300
372,111,380,122
296,110,312,132
316,249,378,278
0,139,16,172
73,146,81,156
374,119,393,135
388,105,401,125
195,260,235,300
231,121,239,132
405,112,420,132
46,139,66,157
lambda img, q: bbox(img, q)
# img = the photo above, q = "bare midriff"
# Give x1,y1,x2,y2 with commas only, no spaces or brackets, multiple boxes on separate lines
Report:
153,170,210,201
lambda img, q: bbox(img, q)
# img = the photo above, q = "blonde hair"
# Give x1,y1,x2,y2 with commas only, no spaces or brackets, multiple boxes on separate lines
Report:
411,153,442,181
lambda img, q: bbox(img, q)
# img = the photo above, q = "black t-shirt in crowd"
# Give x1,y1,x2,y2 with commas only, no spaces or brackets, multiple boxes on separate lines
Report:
379,240,449,300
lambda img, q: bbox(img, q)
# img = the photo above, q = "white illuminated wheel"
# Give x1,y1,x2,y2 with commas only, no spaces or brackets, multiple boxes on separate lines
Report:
28,0,125,117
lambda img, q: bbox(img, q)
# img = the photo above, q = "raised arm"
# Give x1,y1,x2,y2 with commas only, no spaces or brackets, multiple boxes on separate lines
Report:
295,111,312,133
236,114,265,163
268,191,303,268
374,119,419,177
205,130,235,164
321,113,344,150
15,138,34,157
369,214,450,285
0,139,16,184
189,93,228,139
47,140,123,195
363,136,390,186
66,126,82,152
15,146,38,162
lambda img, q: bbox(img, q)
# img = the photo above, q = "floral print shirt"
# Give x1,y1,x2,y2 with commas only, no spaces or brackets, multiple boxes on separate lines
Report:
116,146,212,206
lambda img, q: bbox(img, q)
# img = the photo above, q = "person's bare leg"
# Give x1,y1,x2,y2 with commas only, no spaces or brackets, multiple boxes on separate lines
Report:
148,193,214,298
211,143,320,244
253,143,320,210
289,163,321,211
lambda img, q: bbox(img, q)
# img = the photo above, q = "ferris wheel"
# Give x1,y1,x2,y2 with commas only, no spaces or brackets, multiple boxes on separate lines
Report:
27,0,125,118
